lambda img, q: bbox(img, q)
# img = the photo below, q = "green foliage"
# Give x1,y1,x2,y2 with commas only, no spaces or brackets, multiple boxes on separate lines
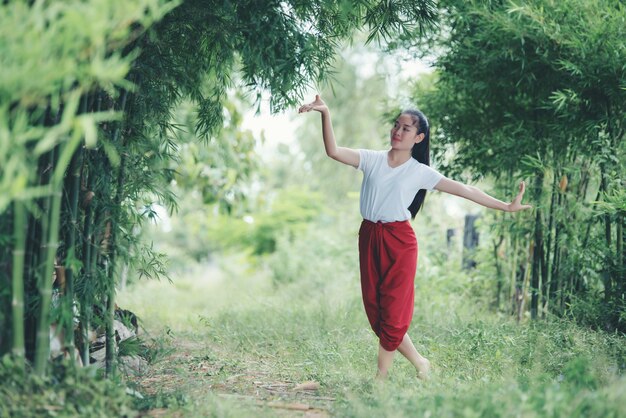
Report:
0,355,136,418
169,94,258,213
147,184,326,268
135,0,438,136
268,212,359,287
0,0,175,213
405,0,626,327
247,187,325,255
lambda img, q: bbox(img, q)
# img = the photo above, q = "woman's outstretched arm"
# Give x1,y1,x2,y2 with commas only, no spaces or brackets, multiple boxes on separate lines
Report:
434,178,532,212
298,95,360,168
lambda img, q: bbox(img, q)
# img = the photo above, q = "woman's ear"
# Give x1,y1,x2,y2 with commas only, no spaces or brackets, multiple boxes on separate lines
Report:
415,133,425,144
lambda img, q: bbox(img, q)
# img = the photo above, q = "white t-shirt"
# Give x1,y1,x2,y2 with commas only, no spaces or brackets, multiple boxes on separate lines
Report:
357,149,444,222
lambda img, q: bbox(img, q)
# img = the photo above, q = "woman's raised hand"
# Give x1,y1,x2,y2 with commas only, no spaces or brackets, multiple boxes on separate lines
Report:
298,94,328,114
508,181,533,212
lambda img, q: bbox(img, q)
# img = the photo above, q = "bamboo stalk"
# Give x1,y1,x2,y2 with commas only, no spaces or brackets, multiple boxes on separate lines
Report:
509,235,517,315
518,241,533,322
492,234,504,310
34,126,83,375
105,87,130,377
34,183,61,375
105,256,116,377
11,201,27,370
599,164,612,301
617,213,623,298
550,188,563,313
542,171,557,316
78,92,102,366
33,143,55,375
61,96,90,365
530,173,544,320
62,145,82,365
79,183,95,367
79,168,95,367
23,185,40,362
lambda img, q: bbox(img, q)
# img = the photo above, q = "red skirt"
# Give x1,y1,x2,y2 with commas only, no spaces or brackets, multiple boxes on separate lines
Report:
358,219,417,351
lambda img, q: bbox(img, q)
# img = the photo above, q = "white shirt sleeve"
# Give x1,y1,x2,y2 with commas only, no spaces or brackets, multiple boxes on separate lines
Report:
418,163,445,191
358,149,375,172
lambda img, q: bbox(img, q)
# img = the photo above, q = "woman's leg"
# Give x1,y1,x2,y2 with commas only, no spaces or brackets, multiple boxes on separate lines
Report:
397,333,430,379
377,334,430,380
377,344,395,380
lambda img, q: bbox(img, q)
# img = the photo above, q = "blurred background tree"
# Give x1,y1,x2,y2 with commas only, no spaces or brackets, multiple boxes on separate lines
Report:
404,0,625,329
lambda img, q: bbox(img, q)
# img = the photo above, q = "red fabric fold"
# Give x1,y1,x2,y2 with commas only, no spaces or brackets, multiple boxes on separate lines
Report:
358,219,418,351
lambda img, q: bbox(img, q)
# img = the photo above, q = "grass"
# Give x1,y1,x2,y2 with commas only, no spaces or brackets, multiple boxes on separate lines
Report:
118,224,626,418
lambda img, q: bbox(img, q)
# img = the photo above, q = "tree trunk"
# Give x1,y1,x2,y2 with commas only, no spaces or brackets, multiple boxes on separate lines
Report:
462,214,479,270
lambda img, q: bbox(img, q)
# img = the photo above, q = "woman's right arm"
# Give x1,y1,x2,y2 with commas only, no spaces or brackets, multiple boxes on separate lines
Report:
299,95,360,168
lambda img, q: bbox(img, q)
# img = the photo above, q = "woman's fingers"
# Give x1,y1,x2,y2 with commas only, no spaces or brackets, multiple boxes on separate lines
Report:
298,95,325,113
515,181,525,202
510,181,532,211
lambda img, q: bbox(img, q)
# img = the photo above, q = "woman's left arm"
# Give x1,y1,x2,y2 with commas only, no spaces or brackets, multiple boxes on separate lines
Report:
434,177,532,212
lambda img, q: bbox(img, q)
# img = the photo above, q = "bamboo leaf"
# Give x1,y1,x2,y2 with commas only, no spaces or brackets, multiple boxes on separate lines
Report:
101,138,121,168
81,116,98,149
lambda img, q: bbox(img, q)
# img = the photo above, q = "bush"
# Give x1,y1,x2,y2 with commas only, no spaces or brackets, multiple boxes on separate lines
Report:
0,356,136,418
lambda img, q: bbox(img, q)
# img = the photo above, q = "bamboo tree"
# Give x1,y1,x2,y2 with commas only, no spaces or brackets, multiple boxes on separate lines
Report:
530,173,545,319
34,174,60,375
35,122,85,374
77,92,102,366
33,117,58,374
541,171,558,316
11,201,26,370
410,0,625,325
105,252,116,377
105,87,130,377
61,144,82,364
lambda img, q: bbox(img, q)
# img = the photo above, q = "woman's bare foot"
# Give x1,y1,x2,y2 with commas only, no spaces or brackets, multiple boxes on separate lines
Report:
416,357,431,380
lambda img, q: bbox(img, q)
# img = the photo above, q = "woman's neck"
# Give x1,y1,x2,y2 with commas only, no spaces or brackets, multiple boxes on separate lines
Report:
387,148,411,164
387,149,412,167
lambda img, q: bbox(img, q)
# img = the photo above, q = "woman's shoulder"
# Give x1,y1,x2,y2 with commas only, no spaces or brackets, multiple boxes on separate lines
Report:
409,159,442,174
359,149,387,160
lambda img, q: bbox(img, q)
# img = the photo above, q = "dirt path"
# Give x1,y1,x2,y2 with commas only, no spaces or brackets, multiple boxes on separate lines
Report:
130,337,334,417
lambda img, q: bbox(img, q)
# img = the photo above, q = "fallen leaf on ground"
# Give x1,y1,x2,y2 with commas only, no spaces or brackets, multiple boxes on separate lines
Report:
293,381,320,391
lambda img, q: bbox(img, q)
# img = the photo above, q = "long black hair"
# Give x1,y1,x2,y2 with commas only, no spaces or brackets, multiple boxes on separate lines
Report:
402,109,431,218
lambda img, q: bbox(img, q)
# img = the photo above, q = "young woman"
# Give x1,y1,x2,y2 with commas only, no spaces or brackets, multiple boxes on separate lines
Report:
298,95,531,380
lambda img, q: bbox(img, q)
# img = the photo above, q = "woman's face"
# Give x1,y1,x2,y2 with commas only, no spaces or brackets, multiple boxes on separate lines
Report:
390,114,423,149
